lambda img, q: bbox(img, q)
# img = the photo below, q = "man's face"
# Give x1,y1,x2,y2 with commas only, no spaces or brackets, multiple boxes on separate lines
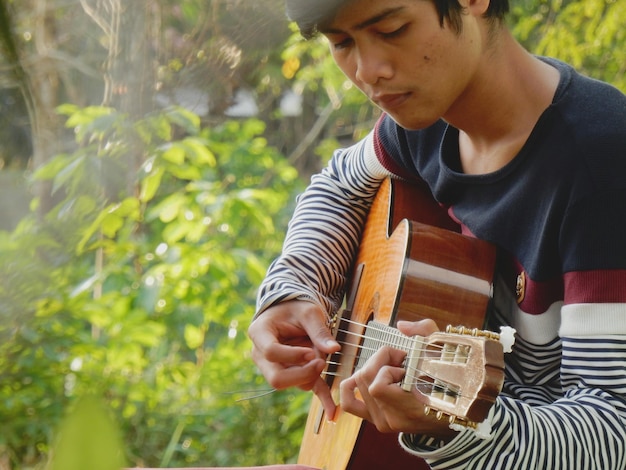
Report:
320,0,485,130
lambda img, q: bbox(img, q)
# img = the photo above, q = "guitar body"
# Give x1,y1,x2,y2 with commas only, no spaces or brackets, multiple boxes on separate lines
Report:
298,178,498,470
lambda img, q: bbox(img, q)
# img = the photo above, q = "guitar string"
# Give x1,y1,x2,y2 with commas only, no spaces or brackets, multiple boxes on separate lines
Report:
232,388,277,402
323,355,461,396
320,369,462,400
337,317,446,349
231,361,460,403
333,318,446,363
325,324,464,397
231,355,454,403
335,318,446,353
334,324,445,353
321,366,460,394
328,337,443,376
233,319,463,402
324,349,462,397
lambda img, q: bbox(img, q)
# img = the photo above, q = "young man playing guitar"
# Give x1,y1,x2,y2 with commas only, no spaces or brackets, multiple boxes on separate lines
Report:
248,0,626,468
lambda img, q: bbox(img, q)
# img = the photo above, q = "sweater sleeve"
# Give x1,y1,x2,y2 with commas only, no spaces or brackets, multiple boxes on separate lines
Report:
398,302,626,469
255,131,392,318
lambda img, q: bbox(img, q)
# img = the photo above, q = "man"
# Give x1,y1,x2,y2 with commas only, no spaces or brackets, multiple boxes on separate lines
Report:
248,0,626,467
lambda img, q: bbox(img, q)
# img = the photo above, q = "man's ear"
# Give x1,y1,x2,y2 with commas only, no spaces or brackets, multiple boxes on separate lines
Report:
463,0,491,17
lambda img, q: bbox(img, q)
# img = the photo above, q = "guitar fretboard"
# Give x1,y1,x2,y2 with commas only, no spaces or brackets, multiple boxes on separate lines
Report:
355,320,417,373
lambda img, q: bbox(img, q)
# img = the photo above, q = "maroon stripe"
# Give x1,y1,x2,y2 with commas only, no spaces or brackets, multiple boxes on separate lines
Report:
564,269,626,304
373,115,415,179
518,274,564,315
508,269,626,314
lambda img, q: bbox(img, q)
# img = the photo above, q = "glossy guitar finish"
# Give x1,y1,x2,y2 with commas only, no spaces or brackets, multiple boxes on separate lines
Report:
298,178,501,470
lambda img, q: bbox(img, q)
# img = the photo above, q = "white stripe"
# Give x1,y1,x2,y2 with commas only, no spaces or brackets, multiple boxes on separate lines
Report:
513,301,561,344
362,131,393,177
560,303,626,336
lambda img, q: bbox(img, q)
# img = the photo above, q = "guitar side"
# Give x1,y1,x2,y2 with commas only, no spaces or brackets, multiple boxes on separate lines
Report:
297,178,497,470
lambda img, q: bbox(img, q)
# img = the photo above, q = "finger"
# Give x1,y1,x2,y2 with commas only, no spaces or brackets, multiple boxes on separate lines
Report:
366,365,423,433
349,370,399,432
301,309,340,354
253,351,326,390
268,341,318,365
344,350,406,429
311,376,337,419
369,365,409,399
248,308,314,352
396,318,439,337
358,347,407,382
339,375,370,420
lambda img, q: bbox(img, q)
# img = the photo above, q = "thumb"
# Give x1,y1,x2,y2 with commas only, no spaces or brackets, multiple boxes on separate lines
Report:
397,318,439,337
302,308,340,354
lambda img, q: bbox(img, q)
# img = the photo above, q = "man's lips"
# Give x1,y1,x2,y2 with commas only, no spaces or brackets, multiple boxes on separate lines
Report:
371,92,411,109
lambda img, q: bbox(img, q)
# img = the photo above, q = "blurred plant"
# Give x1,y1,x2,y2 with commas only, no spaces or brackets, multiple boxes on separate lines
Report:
511,0,626,91
0,104,307,468
47,396,126,470
1,1,625,469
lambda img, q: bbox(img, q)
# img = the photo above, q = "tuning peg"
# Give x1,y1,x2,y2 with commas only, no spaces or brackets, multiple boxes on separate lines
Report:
444,325,516,353
425,405,479,430
498,326,516,353
448,415,477,430
445,325,500,340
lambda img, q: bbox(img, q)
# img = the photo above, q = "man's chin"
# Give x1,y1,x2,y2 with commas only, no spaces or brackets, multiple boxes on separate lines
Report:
384,112,439,131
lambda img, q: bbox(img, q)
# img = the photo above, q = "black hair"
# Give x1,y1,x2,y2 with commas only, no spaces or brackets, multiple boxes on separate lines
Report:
285,0,510,39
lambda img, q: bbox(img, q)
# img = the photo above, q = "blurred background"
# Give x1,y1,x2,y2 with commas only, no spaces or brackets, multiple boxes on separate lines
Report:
0,0,624,468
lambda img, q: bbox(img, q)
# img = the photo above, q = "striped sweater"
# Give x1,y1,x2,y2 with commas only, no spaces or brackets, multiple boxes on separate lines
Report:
256,58,626,469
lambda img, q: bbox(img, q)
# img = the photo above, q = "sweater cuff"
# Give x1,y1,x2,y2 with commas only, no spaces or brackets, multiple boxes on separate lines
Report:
398,405,497,461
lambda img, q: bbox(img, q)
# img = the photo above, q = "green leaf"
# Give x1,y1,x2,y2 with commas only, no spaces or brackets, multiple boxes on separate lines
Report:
51,155,86,195
182,137,216,166
139,166,165,203
32,154,72,181
150,192,186,223
161,143,186,165
137,114,172,143
56,103,80,117
184,324,204,349
49,396,126,470
76,197,140,252
166,106,201,134
100,198,140,237
64,106,115,127
168,164,202,180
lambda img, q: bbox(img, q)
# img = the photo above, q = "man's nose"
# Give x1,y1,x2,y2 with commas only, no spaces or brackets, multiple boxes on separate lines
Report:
354,48,393,85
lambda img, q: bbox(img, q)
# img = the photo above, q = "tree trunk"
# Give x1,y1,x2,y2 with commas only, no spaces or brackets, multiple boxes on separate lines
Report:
110,1,159,194
27,0,64,216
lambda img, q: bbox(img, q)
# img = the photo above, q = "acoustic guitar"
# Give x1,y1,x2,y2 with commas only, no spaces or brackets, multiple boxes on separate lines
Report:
297,177,510,470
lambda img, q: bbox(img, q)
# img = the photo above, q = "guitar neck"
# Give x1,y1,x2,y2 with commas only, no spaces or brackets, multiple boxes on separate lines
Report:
351,319,506,427
356,321,417,372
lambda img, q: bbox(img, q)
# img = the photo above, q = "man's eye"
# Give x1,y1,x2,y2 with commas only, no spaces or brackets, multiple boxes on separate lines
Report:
380,24,408,39
333,38,353,50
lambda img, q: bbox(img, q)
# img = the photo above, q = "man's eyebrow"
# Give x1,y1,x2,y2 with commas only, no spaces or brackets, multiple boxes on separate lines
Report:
319,6,406,34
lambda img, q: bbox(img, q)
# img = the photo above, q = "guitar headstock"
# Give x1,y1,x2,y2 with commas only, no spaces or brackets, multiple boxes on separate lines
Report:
402,326,509,430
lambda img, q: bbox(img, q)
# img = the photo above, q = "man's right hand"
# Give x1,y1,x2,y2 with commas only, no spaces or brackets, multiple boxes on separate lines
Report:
248,300,341,418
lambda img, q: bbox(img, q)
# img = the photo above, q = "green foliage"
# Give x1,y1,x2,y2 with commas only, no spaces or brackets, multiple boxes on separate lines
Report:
0,104,308,468
2,2,625,469
511,0,626,91
281,27,380,154
48,396,127,470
